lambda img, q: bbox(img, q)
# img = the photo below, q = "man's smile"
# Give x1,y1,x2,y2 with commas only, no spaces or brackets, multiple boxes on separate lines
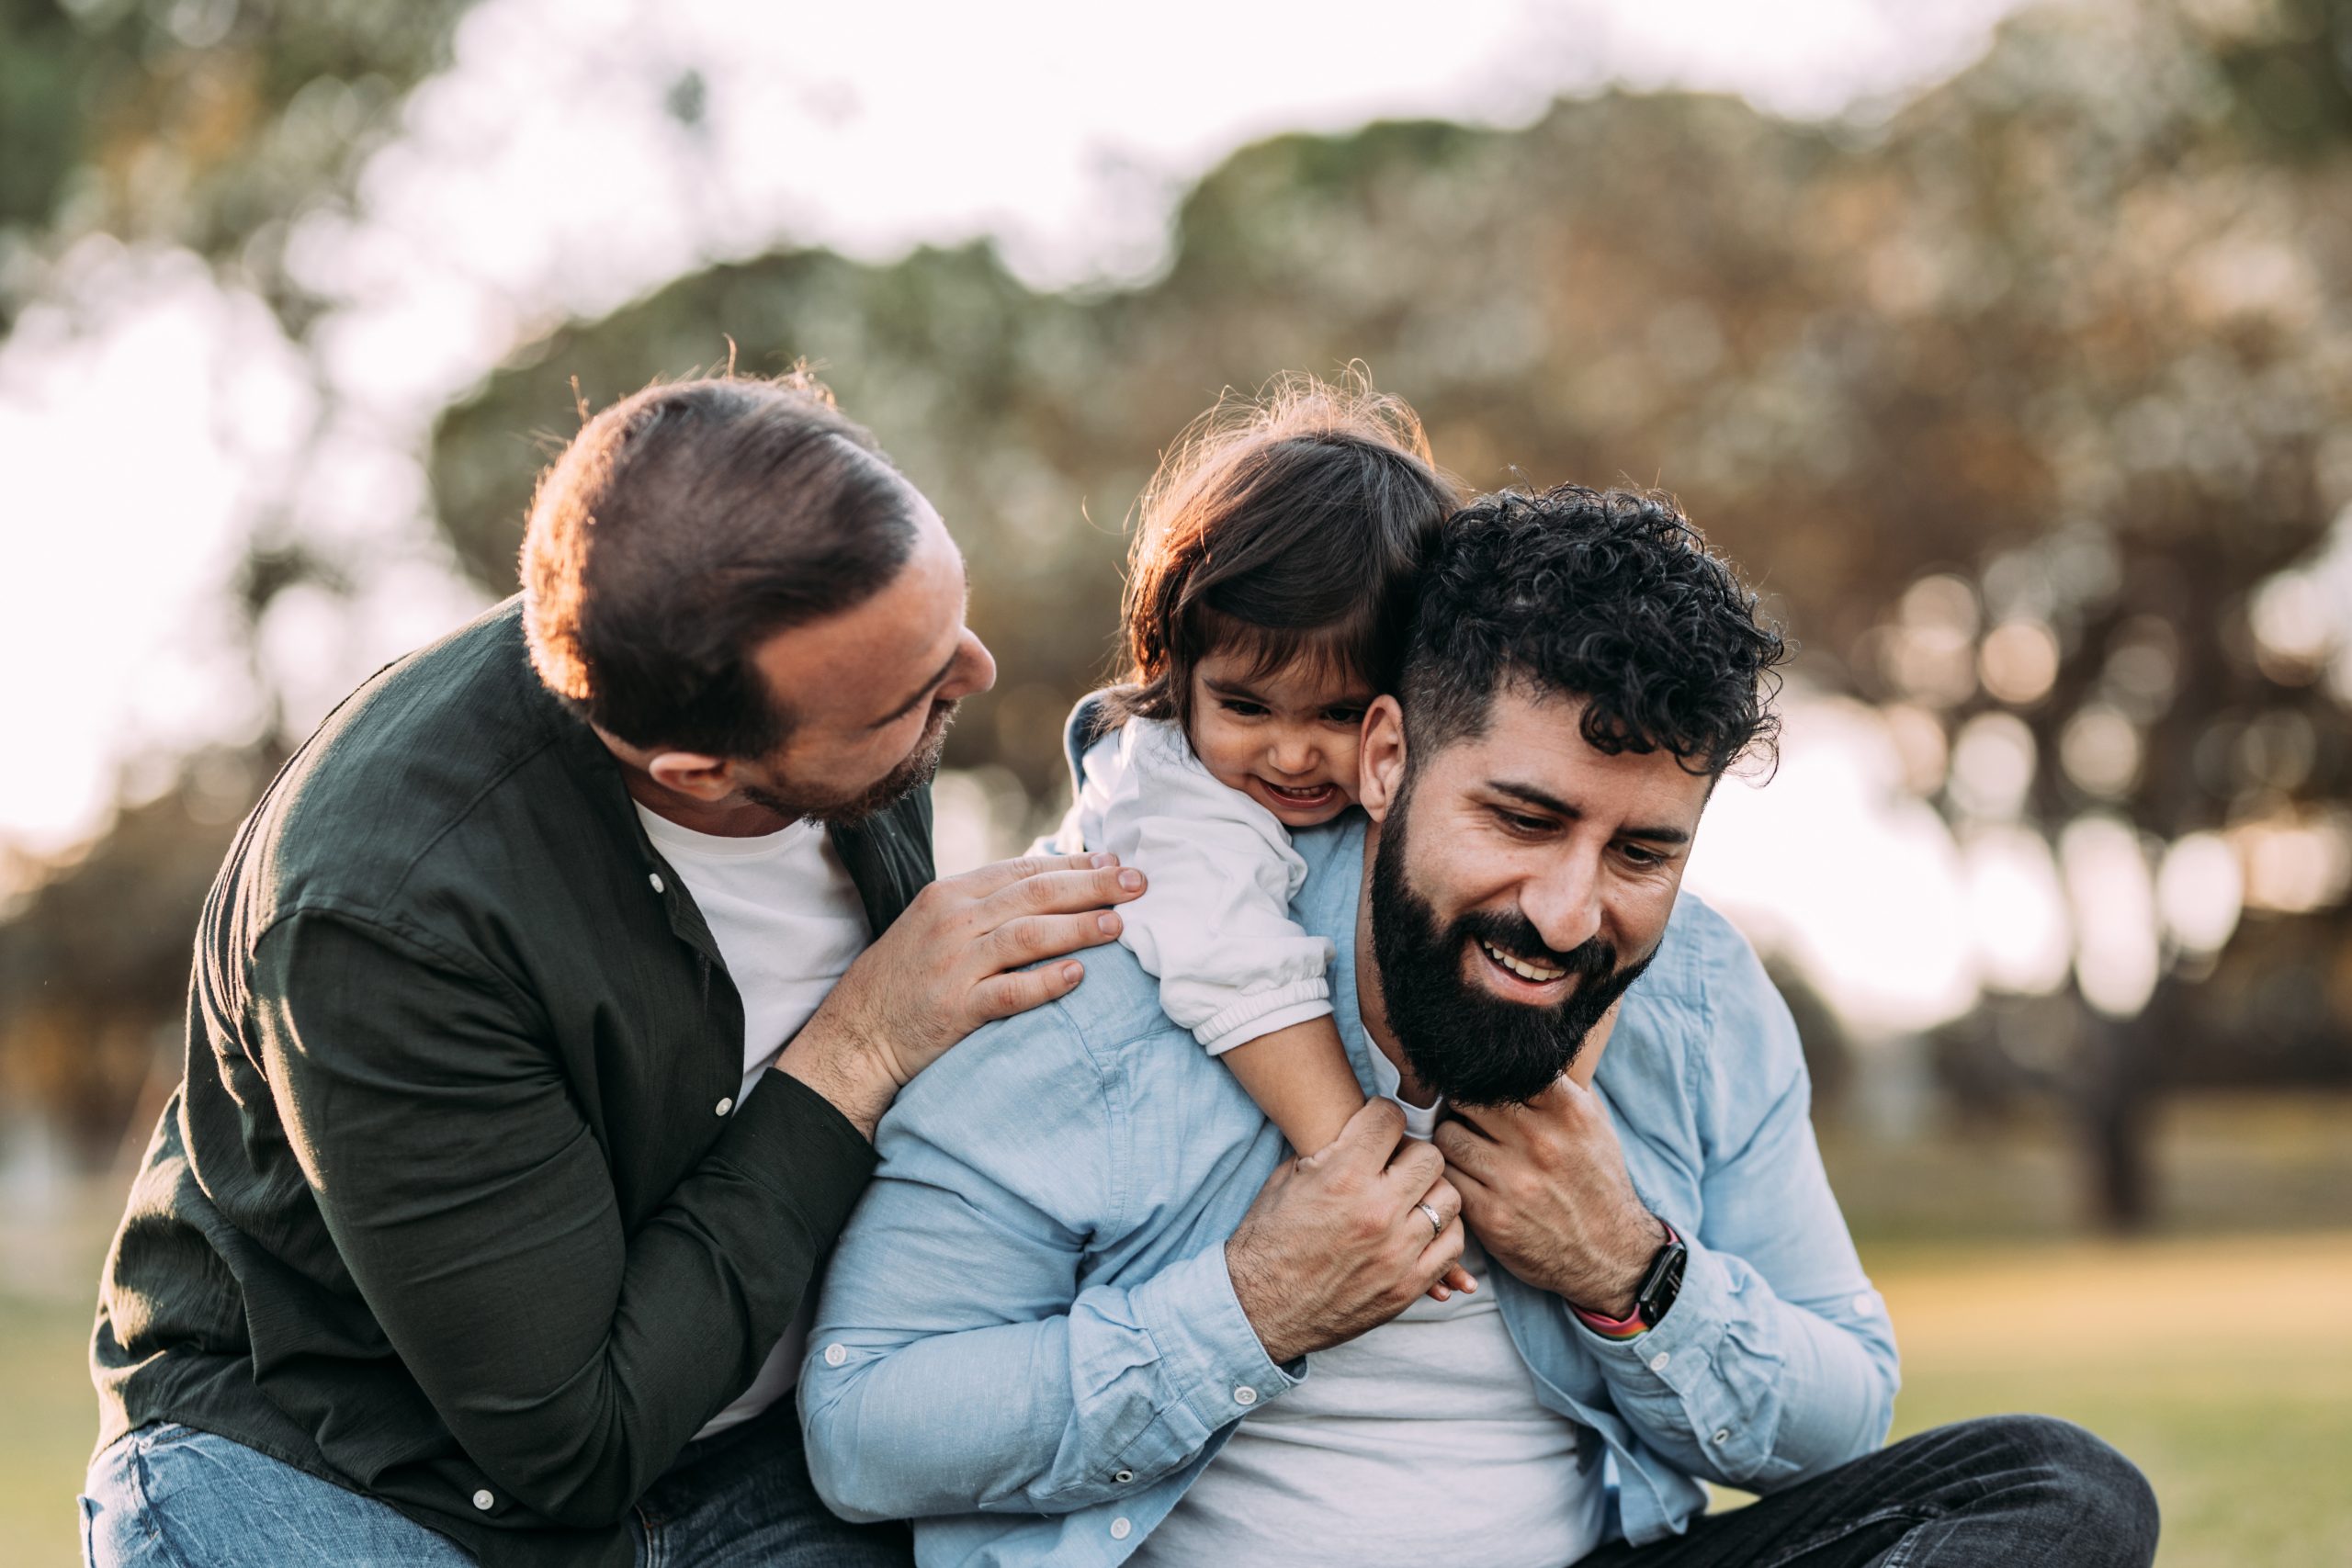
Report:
1472,936,1574,1000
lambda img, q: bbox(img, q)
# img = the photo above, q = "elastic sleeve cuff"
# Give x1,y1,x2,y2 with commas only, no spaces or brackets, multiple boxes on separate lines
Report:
1193,979,1333,1055
719,1069,881,1247
1125,1243,1304,1443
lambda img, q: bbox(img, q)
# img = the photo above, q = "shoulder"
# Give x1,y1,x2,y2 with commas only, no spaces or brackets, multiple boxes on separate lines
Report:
225,599,599,932
1639,892,1769,1027
1604,891,1806,1136
877,940,1187,1150
1084,712,1213,796
873,941,1202,1232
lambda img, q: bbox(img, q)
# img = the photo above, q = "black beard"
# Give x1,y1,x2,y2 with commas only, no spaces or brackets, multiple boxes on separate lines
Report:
749,700,956,829
1368,804,1656,1106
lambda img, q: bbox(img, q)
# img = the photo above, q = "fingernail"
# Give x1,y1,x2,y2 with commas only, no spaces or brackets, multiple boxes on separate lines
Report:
1061,962,1084,983
1097,912,1121,934
1117,869,1144,891
1090,852,1114,868
1431,1287,1451,1302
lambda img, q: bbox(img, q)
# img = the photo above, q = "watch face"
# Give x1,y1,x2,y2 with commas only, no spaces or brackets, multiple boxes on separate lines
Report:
1637,1241,1688,1326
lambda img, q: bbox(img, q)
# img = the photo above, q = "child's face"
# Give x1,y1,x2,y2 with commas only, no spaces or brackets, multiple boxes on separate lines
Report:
1185,651,1376,829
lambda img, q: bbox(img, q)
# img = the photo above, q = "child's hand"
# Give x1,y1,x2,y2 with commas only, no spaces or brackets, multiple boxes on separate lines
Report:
1426,1261,1477,1303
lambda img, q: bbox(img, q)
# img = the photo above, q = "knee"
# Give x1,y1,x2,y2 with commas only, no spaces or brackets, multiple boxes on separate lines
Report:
1970,1415,2160,1565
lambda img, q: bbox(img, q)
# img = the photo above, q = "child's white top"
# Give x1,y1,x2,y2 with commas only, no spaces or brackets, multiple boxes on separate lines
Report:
1043,714,1336,1055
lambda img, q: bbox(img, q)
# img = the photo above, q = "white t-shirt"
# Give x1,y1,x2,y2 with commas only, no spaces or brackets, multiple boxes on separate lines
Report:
1128,1053,1608,1568
634,804,871,1440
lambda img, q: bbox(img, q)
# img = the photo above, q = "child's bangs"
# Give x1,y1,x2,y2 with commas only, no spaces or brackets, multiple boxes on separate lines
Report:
1192,604,1383,699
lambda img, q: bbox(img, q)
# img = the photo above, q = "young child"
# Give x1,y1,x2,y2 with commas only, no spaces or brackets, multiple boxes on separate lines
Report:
1045,374,1471,1292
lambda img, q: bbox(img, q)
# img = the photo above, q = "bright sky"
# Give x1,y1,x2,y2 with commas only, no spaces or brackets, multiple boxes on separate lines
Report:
1,0,2051,1032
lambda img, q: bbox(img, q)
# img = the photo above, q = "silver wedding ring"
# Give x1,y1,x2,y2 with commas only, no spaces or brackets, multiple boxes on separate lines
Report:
1416,1201,1445,1240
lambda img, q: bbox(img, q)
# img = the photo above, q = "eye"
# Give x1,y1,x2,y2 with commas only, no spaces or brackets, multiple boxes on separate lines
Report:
1217,697,1269,717
1321,705,1367,727
1619,843,1668,868
1491,807,1553,837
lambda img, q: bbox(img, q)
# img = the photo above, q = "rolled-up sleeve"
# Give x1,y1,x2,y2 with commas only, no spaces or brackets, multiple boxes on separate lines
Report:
1581,922,1899,1492
799,1002,1298,1522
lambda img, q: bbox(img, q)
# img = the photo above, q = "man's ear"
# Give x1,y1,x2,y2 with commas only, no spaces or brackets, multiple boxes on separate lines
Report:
645,749,741,803
1358,696,1408,824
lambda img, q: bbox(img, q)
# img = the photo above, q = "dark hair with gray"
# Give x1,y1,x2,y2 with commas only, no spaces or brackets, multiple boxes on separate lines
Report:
520,372,920,757
1401,485,1788,776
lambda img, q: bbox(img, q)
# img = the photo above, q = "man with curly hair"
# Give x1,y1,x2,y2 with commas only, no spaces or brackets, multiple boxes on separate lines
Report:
800,485,2159,1567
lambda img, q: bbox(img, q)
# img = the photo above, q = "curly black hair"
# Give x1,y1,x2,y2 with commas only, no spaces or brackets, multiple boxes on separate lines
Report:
1400,485,1788,777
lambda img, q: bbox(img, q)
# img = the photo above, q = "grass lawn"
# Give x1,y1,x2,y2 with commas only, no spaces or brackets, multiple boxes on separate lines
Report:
1,1292,97,1567
1865,1231,2352,1568
6,1231,2347,1565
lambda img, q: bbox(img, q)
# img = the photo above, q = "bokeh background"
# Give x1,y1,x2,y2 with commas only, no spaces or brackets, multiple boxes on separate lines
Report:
4,0,2350,1562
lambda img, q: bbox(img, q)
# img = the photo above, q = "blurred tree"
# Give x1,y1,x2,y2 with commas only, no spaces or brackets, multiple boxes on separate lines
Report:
0,0,473,1157
0,748,271,1162
0,0,475,327
8,0,2352,1209
429,0,2352,1228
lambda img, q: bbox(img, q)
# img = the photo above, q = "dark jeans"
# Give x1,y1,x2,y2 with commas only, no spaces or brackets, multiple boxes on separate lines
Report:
82,1400,911,1568
1580,1416,2158,1568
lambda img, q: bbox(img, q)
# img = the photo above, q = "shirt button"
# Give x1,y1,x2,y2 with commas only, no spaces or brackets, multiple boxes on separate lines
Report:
823,1343,847,1367
1109,1517,1132,1540
471,1489,494,1511
1233,1385,1258,1406
649,873,665,894
1712,1428,1731,1445
1114,1469,1134,1483
1852,1292,1876,1315
715,1097,734,1116
1648,1351,1671,1373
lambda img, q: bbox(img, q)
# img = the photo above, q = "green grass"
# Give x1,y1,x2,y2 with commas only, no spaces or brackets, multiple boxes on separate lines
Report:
0,1292,96,1566
1868,1233,2352,1568
7,1225,2347,1564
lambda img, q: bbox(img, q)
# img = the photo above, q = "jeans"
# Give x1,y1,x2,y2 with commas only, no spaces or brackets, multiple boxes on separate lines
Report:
81,1403,911,1568
1579,1416,2159,1568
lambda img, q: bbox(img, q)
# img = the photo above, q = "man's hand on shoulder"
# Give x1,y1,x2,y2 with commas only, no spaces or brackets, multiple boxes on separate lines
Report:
1225,1100,1465,1365
777,852,1145,1139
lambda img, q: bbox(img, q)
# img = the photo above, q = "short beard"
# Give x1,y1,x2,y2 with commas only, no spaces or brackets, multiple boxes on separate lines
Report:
748,699,957,828
1369,798,1656,1106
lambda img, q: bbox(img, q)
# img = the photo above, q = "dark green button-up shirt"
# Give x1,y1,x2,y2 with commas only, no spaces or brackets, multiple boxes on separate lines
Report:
91,599,933,1567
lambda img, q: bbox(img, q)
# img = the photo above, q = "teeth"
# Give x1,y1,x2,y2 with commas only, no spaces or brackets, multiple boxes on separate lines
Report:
1483,940,1566,983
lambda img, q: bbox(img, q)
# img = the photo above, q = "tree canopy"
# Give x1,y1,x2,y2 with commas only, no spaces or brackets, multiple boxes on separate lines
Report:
6,0,2350,1216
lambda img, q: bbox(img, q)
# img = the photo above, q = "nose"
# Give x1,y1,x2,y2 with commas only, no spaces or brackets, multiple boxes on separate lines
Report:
938,628,996,702
1268,728,1319,777
1519,845,1604,958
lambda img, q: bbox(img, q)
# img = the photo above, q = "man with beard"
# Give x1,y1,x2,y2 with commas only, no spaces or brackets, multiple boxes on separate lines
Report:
83,375,1147,1568
800,485,2160,1567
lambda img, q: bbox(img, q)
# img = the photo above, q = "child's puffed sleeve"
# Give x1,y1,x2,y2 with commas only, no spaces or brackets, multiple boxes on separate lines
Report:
1081,718,1336,1055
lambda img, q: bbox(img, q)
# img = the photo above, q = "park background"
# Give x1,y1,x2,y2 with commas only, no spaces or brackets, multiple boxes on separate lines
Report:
3,0,2349,1562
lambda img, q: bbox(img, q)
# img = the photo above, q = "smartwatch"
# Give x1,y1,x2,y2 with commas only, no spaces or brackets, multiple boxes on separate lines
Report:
1632,1225,1688,1328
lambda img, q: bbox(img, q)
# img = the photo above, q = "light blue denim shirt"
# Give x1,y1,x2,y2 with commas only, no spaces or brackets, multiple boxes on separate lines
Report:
801,816,1898,1566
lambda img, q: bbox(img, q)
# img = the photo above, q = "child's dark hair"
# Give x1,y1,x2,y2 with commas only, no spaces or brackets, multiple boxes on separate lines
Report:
1110,371,1460,730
